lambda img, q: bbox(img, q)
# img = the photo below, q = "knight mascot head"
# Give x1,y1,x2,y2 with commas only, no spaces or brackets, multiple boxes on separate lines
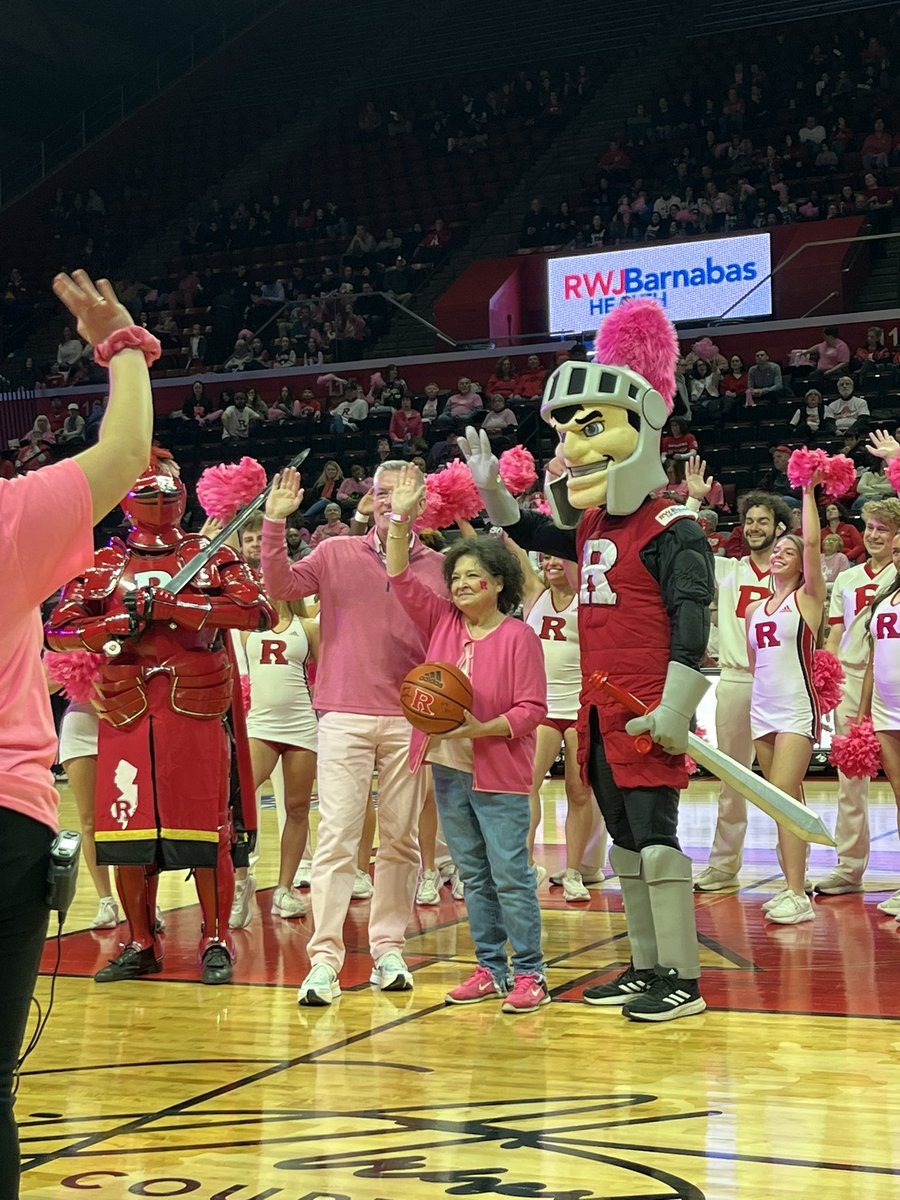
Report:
120,446,186,548
540,298,679,526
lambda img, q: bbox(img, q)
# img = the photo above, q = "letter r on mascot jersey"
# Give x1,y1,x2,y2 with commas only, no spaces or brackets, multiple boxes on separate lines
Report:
459,298,715,1020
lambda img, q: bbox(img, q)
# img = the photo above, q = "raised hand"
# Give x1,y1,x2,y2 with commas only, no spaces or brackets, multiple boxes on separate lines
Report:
685,454,713,501
867,428,900,463
390,462,426,519
51,270,133,347
457,425,500,490
265,467,304,520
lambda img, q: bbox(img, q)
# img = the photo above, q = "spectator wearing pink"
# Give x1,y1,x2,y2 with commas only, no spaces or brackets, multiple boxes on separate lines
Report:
518,355,548,399
261,460,446,1006
805,326,851,384
481,395,518,437
822,533,851,584
420,382,441,424
385,466,549,1012
336,463,373,506
486,357,522,401
309,504,350,547
0,270,155,1197
445,376,483,420
389,395,424,444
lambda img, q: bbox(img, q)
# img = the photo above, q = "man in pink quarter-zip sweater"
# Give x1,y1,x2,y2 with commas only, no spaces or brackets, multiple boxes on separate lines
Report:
262,460,446,1005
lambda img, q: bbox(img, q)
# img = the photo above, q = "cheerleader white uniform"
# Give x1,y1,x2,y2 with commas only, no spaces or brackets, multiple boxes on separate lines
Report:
58,702,99,764
525,589,580,733
870,590,900,732
748,592,819,741
244,617,317,751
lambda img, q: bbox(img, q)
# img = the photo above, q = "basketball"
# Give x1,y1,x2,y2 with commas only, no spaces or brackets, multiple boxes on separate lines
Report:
400,661,474,735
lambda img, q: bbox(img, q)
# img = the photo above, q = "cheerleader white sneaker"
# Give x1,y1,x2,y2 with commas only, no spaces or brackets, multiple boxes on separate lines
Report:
298,963,341,1006
415,868,442,905
877,889,900,915
765,890,815,925
293,861,312,888
90,897,120,930
272,886,307,918
352,869,374,899
370,950,413,991
561,868,591,902
229,876,257,929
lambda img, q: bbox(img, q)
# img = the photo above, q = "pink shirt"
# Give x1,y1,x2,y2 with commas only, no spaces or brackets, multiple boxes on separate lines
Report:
815,338,850,370
1,461,94,831
390,566,547,793
309,520,350,548
262,518,446,715
446,392,483,418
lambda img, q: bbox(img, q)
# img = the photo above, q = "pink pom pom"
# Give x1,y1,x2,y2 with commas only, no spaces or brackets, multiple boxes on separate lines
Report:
692,338,718,360
498,446,538,495
415,475,450,531
594,298,679,409
533,497,552,516
240,675,251,713
886,458,900,494
821,454,857,499
196,457,267,521
45,651,104,704
434,460,484,525
786,446,828,489
829,716,882,778
813,649,845,714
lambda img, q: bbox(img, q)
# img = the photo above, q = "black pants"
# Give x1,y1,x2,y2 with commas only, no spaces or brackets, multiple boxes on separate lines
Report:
0,809,52,1200
587,710,681,852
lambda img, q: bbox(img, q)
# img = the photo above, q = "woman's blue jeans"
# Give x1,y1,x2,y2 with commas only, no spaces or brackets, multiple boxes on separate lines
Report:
431,764,544,982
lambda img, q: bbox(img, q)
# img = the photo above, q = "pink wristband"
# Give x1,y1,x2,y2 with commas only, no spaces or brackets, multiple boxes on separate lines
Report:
93,325,162,368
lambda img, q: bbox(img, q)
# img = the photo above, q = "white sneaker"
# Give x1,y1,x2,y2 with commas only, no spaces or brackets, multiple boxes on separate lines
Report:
90,897,120,929
762,888,789,912
437,858,456,884
352,869,374,899
693,867,740,891
416,868,442,905
561,868,591,902
766,890,815,925
370,950,413,991
293,861,312,888
449,870,465,900
550,866,606,885
298,962,341,1006
533,864,548,890
814,873,863,896
229,876,257,929
272,886,307,918
877,889,900,915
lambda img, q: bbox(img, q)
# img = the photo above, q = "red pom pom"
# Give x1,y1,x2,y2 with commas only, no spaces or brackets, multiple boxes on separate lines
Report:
786,446,828,489
45,651,104,704
886,458,900,494
498,446,538,496
196,457,267,521
240,675,251,713
829,716,881,778
821,454,857,499
593,298,679,408
813,649,845,715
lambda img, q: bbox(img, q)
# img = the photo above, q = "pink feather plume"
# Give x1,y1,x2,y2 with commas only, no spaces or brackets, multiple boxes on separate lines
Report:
196,457,267,521
45,651,104,704
886,458,900,494
829,716,882,778
498,446,538,495
593,297,678,409
813,650,845,715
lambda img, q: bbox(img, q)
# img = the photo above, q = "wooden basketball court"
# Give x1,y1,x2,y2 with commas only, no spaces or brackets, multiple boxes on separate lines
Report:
17,776,900,1200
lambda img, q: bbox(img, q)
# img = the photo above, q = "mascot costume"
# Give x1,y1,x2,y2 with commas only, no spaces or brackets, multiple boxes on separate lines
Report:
46,450,276,985
461,298,714,1022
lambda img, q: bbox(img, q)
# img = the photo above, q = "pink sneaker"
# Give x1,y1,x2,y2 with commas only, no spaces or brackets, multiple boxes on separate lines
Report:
501,973,551,1013
445,966,505,1005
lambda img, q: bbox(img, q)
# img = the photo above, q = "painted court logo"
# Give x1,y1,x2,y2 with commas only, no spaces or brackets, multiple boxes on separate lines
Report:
546,232,773,330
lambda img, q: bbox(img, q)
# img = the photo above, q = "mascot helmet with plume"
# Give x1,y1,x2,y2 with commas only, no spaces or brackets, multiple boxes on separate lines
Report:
540,298,678,524
120,446,187,550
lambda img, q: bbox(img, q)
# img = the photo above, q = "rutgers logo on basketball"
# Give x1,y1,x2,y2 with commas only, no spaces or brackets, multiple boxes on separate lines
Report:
580,538,618,607
409,687,435,714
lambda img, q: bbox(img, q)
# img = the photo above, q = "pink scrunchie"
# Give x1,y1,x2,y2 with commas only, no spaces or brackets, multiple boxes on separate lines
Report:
93,325,162,368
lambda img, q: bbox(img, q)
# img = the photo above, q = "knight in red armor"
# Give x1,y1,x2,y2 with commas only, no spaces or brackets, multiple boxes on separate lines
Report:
46,449,276,984
461,299,715,1022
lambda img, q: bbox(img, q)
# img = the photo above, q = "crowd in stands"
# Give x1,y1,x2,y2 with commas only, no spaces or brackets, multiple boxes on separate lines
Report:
520,16,900,249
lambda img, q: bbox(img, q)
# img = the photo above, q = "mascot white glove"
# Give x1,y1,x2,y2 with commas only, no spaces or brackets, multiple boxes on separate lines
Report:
457,426,521,526
625,662,709,755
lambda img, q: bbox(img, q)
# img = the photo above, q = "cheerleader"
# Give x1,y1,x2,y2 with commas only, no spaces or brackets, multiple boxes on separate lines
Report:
511,543,607,902
745,476,825,925
859,530,900,915
56,702,118,929
233,598,319,921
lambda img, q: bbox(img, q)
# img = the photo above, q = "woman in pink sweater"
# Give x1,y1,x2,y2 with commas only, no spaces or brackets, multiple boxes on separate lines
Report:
386,465,549,1013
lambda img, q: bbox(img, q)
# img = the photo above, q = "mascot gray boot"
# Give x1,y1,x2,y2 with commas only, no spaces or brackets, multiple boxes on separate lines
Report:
583,845,658,1007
